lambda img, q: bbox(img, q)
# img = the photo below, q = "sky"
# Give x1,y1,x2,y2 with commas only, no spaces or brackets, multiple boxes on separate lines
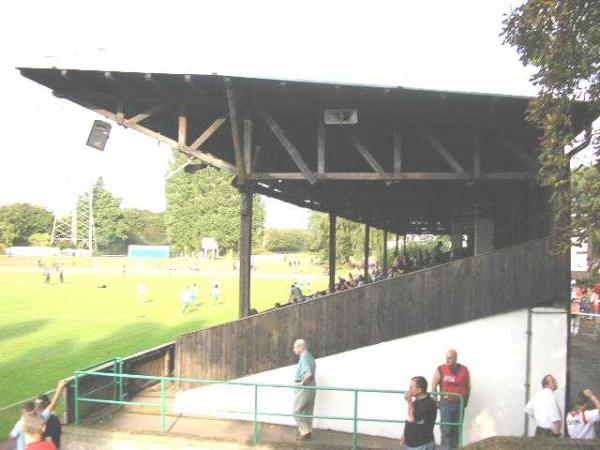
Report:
0,0,541,228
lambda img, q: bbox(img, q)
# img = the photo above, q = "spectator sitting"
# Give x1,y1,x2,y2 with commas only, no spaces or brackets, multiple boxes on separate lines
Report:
22,413,56,450
288,284,305,303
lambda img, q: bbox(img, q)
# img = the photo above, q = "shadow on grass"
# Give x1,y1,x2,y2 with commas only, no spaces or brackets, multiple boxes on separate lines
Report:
0,318,52,341
0,317,211,403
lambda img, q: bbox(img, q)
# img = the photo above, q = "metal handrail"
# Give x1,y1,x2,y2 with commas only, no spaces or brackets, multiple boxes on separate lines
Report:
73,367,465,449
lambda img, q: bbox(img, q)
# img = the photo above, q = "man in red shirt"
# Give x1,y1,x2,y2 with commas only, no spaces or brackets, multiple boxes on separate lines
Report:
432,349,470,450
22,414,56,450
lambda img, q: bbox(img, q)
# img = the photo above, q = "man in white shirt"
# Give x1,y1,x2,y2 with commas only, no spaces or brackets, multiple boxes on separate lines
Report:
524,374,562,437
567,388,600,439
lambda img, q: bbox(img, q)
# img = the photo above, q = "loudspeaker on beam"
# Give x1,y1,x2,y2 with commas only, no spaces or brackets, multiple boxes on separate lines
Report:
324,109,358,125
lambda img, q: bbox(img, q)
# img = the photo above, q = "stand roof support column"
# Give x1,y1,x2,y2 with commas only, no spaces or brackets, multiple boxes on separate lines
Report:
239,188,252,318
328,213,336,293
383,230,388,271
364,224,370,279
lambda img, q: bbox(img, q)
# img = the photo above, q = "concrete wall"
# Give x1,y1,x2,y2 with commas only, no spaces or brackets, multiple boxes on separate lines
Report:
174,307,567,446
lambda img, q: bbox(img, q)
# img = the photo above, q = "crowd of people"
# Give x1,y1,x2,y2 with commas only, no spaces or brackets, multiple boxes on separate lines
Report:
291,343,469,449
8,380,68,450
292,341,600,448
570,278,600,335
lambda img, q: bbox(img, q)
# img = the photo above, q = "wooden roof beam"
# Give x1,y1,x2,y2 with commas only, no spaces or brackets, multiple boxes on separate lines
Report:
499,137,536,168
248,172,532,181
224,78,246,181
92,106,237,173
128,102,174,124
143,73,168,96
258,106,317,185
424,134,465,173
189,118,227,151
343,128,391,186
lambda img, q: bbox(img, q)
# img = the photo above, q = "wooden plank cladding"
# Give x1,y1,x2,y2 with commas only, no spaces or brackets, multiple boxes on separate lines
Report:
66,342,174,423
175,238,568,383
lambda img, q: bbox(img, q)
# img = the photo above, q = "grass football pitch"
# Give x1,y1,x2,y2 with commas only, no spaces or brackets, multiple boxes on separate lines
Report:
0,254,327,435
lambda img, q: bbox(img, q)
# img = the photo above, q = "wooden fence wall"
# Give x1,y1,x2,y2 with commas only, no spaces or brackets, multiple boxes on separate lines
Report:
65,342,174,423
175,238,569,383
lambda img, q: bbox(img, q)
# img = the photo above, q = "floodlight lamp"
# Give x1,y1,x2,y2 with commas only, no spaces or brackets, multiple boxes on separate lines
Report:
86,120,111,151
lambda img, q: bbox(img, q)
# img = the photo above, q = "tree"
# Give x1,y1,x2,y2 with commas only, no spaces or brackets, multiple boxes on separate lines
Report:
89,178,129,254
123,209,168,245
28,232,51,247
502,0,600,258
0,203,53,246
165,151,265,255
308,211,365,264
264,228,311,252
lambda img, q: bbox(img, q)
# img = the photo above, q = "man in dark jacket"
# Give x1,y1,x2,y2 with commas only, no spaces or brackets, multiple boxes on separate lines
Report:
402,376,437,450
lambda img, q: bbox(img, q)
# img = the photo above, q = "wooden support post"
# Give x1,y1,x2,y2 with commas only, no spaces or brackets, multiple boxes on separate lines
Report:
473,137,481,178
383,230,388,271
364,224,370,279
243,119,253,174
239,189,253,318
328,213,336,293
393,123,402,174
318,119,325,174
178,104,187,146
395,233,399,258
224,78,246,180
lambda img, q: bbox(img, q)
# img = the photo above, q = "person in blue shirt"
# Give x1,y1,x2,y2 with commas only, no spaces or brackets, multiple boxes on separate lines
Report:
292,339,317,440
9,401,35,450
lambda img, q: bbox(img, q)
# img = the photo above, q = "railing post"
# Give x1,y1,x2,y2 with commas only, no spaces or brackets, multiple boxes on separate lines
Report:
118,358,124,402
160,379,166,434
352,390,358,450
74,374,80,425
253,385,260,443
458,394,464,449
112,359,117,401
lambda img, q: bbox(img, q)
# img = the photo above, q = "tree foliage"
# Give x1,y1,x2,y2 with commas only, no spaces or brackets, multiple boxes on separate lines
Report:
165,151,265,255
28,232,51,247
264,228,310,252
89,178,129,254
308,211,366,264
123,209,167,245
0,203,53,246
502,0,600,256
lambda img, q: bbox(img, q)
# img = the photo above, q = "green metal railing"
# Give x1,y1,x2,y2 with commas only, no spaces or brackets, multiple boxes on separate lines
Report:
73,365,465,449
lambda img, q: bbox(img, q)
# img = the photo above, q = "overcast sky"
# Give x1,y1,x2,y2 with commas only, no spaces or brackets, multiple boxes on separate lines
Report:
0,0,537,228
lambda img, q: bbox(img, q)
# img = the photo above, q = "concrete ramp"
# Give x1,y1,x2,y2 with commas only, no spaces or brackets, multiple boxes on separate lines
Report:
63,409,401,450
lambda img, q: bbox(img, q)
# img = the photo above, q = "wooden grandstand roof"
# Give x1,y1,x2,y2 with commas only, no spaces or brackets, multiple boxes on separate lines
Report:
18,68,596,235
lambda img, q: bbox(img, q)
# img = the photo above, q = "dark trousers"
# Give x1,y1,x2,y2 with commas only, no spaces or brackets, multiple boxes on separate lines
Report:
440,400,463,450
535,426,559,438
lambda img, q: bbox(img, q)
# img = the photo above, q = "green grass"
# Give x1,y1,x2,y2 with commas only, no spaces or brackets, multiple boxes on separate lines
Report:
0,254,327,435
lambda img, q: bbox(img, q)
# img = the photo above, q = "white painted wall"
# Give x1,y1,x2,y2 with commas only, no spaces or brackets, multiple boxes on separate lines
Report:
174,307,567,445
